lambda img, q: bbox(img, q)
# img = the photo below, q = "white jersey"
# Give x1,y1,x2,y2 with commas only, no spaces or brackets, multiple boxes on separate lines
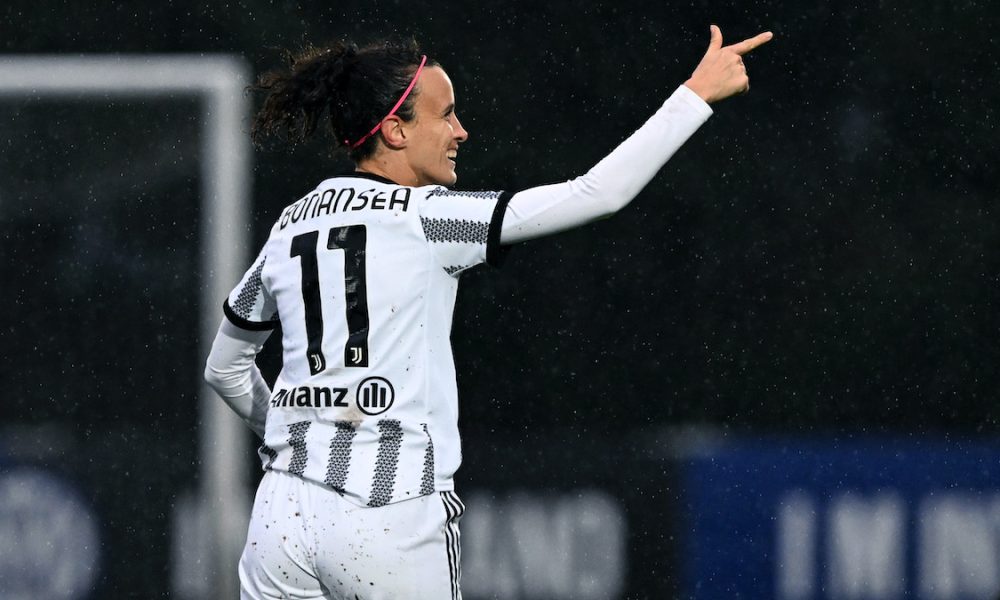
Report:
224,172,510,507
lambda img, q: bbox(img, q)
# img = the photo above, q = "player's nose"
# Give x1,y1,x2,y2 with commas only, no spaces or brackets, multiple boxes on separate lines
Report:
453,113,469,143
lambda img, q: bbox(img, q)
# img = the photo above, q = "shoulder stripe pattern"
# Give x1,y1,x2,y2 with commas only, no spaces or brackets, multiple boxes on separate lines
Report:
231,257,266,320
224,300,278,331
441,491,465,600
224,253,278,331
427,188,503,200
287,421,311,476
421,217,490,244
324,421,357,492
368,420,404,507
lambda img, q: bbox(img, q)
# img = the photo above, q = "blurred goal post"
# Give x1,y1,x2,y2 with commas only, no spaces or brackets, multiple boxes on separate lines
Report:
0,55,253,598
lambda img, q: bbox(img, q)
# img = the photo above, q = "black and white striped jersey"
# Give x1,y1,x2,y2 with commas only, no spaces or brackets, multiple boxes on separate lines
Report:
224,172,511,507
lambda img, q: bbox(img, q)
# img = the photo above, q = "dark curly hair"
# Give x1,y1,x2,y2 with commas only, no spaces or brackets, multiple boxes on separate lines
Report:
250,39,437,161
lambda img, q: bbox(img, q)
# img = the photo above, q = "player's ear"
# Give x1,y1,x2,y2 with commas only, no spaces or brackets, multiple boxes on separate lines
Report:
379,116,407,149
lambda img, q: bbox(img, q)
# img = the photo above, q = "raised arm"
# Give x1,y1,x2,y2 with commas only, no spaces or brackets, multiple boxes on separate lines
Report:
500,26,773,244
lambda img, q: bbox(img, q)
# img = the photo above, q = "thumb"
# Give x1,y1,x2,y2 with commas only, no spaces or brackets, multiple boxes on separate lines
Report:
708,24,723,51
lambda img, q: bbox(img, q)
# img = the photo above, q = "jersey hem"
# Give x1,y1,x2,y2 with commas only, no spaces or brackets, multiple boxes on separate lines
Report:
265,466,454,508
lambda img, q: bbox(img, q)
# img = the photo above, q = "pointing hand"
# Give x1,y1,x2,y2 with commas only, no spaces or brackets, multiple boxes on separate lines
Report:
685,25,773,104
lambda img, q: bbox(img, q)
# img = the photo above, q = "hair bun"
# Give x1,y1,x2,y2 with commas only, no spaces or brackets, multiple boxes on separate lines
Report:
251,38,428,156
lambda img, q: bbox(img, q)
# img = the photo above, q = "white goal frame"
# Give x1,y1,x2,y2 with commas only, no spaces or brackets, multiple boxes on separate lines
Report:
0,55,253,599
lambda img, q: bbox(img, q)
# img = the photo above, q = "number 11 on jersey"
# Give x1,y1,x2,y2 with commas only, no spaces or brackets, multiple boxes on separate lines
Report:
290,225,370,375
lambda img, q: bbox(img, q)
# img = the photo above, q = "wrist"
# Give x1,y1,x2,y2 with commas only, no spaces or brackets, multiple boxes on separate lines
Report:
683,79,714,104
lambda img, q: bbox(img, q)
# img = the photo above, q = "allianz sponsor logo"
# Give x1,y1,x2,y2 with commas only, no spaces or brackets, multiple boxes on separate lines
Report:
356,377,394,415
270,386,348,408
270,377,395,416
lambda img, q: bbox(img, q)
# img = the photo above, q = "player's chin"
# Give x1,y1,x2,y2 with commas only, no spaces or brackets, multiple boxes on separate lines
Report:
438,164,459,187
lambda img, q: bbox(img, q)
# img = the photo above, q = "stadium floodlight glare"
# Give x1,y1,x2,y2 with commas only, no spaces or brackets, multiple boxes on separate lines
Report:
0,55,252,599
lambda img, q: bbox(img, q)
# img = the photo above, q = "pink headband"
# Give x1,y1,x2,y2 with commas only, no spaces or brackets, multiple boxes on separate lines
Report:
345,54,428,149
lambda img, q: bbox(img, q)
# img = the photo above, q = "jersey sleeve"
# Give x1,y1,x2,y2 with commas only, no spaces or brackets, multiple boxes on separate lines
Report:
500,85,713,244
223,248,279,331
418,187,513,276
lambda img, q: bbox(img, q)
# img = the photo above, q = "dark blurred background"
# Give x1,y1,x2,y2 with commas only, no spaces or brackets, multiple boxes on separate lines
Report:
2,1,998,598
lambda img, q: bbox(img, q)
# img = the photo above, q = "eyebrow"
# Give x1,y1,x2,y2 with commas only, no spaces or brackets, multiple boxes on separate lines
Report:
442,103,455,116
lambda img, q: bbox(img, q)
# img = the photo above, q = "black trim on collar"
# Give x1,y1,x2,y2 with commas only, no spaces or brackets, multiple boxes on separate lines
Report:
341,171,404,186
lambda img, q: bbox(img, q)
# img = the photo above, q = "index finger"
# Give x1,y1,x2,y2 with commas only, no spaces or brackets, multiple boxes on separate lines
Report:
724,31,774,56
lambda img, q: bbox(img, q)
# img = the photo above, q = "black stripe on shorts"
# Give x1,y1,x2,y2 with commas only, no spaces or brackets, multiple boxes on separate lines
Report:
441,491,465,600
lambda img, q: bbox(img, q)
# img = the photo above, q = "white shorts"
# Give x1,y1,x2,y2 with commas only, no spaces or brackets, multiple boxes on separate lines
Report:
239,470,464,600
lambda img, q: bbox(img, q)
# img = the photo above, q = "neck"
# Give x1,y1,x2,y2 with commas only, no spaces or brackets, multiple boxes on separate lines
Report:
356,155,419,187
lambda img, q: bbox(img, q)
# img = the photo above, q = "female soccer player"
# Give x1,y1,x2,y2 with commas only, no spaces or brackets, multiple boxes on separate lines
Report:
205,25,772,600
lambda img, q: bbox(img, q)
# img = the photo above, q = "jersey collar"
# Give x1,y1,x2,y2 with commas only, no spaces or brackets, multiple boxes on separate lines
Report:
342,170,402,186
